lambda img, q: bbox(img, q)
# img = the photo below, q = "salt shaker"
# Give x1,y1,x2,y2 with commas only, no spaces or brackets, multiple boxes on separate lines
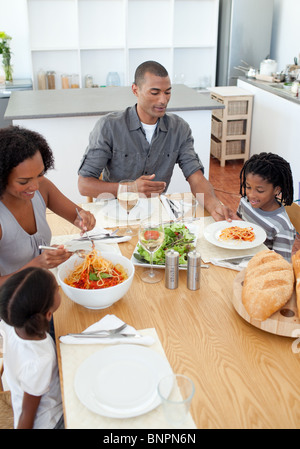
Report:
187,250,201,290
165,249,179,289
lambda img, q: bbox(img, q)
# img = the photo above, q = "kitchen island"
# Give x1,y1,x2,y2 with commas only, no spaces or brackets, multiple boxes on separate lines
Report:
5,85,222,204
237,77,299,200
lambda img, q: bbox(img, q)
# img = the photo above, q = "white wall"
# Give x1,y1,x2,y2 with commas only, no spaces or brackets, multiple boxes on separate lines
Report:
270,0,300,71
0,0,31,79
0,0,299,81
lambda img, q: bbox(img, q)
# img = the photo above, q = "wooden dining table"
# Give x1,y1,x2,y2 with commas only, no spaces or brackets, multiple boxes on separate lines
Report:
47,204,300,430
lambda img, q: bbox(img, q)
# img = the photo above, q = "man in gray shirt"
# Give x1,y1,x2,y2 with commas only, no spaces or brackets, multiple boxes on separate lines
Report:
78,61,237,221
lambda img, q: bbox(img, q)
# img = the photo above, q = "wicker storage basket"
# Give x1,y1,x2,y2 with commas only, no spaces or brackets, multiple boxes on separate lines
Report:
211,136,245,158
211,118,244,139
212,97,248,118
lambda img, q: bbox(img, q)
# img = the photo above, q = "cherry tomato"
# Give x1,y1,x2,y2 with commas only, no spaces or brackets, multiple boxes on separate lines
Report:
144,230,160,240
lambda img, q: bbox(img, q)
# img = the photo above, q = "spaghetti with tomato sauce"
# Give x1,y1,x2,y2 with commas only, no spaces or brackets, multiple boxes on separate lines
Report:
219,226,255,242
64,249,128,290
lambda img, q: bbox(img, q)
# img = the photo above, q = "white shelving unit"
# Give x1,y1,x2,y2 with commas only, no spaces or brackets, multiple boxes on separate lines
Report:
27,0,219,89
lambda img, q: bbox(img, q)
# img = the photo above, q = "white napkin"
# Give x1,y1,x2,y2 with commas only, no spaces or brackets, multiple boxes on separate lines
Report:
209,257,251,271
160,195,179,220
59,314,155,346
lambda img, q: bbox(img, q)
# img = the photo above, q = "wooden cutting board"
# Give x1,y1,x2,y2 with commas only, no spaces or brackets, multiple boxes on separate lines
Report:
232,270,300,337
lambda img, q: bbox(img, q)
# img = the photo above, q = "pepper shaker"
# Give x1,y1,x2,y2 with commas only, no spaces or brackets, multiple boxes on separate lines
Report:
187,250,201,290
165,249,179,289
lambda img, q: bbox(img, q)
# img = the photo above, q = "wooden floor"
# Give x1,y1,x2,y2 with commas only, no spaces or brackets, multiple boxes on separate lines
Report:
209,156,243,211
208,155,300,255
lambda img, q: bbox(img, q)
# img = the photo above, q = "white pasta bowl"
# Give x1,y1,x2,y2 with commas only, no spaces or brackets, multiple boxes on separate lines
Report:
57,251,135,309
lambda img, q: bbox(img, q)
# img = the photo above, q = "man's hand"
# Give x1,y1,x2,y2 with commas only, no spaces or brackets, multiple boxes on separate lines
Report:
187,170,239,222
136,174,166,197
210,202,240,222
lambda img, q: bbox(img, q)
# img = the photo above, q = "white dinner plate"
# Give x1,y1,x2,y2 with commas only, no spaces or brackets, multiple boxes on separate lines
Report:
203,220,266,250
74,344,172,418
102,198,153,221
131,222,199,270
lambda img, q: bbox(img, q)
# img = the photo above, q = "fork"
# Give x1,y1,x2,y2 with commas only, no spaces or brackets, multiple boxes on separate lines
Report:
66,322,127,337
74,228,120,241
76,208,94,246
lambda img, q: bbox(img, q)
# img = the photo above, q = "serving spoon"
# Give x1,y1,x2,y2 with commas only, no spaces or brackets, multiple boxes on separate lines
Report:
39,245,89,259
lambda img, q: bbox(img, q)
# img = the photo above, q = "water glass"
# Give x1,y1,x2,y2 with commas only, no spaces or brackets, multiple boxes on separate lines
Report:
158,374,195,427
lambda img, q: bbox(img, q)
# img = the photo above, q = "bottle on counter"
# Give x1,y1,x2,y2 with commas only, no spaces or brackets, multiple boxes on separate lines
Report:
37,69,46,90
106,71,121,86
46,71,56,89
85,74,93,88
61,74,71,89
165,249,179,289
187,250,201,291
71,74,79,88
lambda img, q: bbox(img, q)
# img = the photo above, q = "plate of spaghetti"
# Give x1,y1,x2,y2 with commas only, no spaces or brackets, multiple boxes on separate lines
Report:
204,220,266,250
58,250,135,309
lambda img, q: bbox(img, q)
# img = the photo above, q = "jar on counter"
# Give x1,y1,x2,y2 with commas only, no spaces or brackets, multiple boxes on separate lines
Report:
46,71,56,89
106,71,121,86
85,74,93,88
71,74,79,88
37,69,46,90
61,74,71,89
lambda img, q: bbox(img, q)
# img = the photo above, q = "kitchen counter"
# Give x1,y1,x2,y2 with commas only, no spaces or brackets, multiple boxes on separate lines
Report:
7,85,221,203
0,79,32,128
5,84,223,120
238,76,300,105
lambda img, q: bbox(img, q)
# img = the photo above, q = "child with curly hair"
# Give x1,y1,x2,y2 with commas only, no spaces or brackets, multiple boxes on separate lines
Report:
238,152,296,261
0,267,63,429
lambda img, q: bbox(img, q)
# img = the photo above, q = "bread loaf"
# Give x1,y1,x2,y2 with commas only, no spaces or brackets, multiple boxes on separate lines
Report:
292,249,300,318
242,250,294,321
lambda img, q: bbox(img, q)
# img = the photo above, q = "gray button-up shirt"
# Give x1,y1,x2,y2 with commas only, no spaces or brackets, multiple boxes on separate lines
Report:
78,105,204,190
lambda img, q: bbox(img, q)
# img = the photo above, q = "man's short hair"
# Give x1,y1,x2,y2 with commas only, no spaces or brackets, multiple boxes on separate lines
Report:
134,61,169,86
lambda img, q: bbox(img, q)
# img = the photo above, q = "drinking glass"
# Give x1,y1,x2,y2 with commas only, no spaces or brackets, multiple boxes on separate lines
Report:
139,220,165,283
117,180,139,235
158,374,195,427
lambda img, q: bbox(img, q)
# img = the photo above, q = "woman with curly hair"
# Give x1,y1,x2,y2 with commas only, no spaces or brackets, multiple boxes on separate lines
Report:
0,126,96,286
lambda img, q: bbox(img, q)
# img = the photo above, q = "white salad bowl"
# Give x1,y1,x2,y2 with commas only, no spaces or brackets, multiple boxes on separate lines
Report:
57,251,135,309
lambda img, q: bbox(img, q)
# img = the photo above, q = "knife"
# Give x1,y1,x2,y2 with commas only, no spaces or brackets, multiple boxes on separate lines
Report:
217,256,252,264
64,332,141,339
166,198,179,218
72,235,131,242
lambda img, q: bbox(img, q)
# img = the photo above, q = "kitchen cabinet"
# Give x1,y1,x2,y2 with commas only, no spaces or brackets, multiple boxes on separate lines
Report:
27,0,219,89
209,86,253,167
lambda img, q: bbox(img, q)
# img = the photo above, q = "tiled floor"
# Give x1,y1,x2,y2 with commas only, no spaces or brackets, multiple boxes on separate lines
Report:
208,155,300,255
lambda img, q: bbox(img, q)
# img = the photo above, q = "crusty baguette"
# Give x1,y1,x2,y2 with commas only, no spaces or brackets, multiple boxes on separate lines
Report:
242,250,294,321
292,249,300,318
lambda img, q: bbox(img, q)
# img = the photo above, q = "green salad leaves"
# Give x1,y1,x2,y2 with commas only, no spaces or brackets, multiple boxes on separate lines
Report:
135,223,196,266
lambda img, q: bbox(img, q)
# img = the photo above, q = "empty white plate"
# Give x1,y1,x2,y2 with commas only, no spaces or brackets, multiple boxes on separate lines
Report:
74,344,172,418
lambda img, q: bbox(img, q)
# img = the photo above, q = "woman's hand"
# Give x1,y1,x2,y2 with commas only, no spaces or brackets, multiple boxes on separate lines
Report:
38,245,72,269
74,209,96,234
